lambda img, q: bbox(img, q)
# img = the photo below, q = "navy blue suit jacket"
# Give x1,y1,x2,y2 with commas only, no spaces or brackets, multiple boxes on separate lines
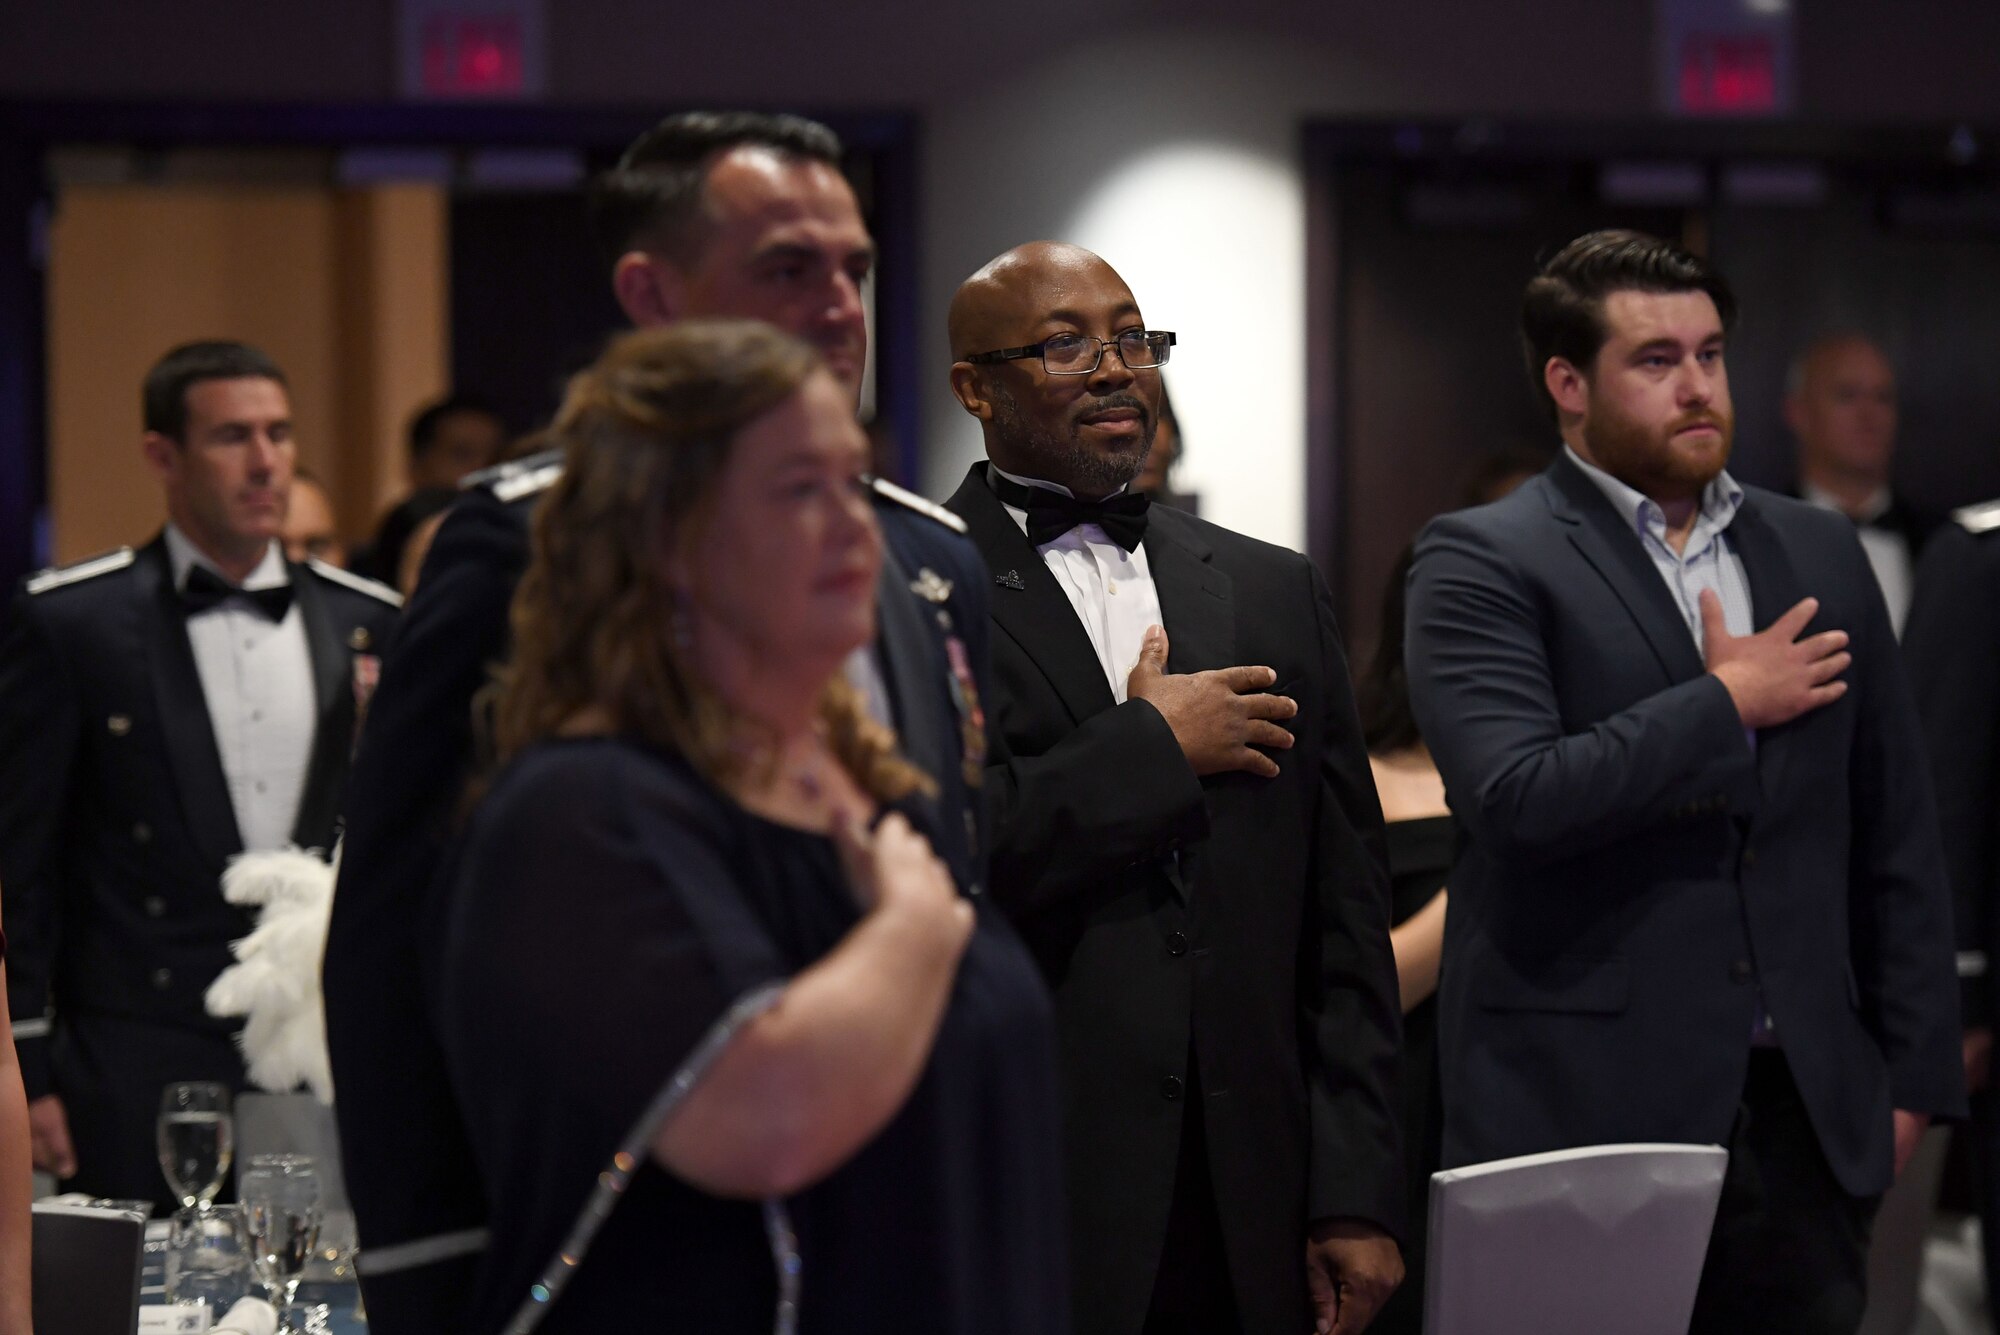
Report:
1406,455,1963,1197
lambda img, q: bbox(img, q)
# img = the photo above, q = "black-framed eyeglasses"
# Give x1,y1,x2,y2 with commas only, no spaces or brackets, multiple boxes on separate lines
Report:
965,329,1176,376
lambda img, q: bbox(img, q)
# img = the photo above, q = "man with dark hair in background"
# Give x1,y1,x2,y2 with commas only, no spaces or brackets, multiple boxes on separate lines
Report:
351,395,506,584
0,340,398,1208
1784,333,1940,636
945,241,1403,1335
1406,230,1963,1332
323,111,995,1333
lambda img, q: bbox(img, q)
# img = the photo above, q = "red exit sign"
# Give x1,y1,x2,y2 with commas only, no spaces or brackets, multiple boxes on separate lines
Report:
1657,0,1794,118
1678,33,1779,113
399,0,545,100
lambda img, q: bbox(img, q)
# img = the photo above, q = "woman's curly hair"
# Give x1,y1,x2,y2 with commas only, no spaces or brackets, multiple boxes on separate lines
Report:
490,319,932,803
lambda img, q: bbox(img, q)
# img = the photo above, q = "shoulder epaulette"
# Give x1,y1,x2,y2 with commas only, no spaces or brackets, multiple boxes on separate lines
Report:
25,546,134,595
462,449,564,504
1952,498,2000,535
869,476,968,535
492,460,563,506
307,558,404,608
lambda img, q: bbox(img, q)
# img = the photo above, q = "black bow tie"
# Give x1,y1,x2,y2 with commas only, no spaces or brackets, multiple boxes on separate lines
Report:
988,471,1152,552
181,564,294,621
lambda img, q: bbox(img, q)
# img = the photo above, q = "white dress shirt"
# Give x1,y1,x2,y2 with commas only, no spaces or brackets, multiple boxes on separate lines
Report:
165,525,317,851
1799,481,1915,637
991,464,1163,703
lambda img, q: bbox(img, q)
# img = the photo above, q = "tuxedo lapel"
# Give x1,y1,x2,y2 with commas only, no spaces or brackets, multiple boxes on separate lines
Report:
289,567,354,849
1725,495,1810,800
1143,509,1233,674
947,466,1116,723
138,539,243,865
872,544,956,800
1546,458,1705,684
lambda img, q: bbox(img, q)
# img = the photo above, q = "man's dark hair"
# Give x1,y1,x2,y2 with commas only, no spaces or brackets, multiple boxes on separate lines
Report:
587,111,845,270
1520,229,1737,420
408,394,502,461
142,339,287,441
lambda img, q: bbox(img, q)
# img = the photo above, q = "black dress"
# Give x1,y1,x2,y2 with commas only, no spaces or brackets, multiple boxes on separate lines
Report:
1369,814,1454,1335
437,737,1070,1335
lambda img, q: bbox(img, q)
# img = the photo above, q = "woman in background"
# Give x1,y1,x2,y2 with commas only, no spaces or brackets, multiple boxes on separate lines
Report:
437,321,1066,1335
1362,453,1540,1332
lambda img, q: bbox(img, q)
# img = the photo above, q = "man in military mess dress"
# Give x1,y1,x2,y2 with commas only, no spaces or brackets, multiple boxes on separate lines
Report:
0,340,400,1210
1903,493,2000,1301
322,110,994,1333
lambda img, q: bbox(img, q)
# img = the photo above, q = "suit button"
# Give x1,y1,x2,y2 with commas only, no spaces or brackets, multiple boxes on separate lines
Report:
132,822,152,844
1742,844,1758,867
152,967,173,990
1167,932,1189,957
1161,1076,1184,1101
1729,959,1754,984
143,896,166,918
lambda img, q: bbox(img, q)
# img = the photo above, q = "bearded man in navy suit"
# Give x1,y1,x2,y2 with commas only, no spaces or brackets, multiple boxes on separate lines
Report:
1406,230,1963,1333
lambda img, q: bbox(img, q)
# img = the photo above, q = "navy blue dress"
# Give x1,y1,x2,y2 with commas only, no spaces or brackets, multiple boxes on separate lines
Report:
437,737,1069,1335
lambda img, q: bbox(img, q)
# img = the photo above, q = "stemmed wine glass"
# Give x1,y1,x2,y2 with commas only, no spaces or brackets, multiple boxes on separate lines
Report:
241,1153,323,1332
156,1082,234,1220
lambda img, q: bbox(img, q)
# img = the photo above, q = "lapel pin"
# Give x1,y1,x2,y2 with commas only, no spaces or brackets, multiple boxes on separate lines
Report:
347,626,372,651
995,569,1026,591
106,713,132,736
910,567,954,604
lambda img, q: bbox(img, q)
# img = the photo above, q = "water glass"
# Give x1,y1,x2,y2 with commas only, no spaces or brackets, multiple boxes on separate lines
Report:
164,1203,253,1312
157,1082,234,1213
241,1154,323,1330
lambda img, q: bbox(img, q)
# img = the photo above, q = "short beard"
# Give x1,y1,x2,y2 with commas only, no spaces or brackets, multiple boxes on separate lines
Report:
990,381,1151,499
1582,397,1733,502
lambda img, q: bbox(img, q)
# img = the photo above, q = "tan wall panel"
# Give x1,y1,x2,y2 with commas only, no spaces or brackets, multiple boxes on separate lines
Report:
46,182,447,563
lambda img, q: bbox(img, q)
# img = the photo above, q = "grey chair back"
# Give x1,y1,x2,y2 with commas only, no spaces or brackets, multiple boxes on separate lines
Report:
30,1202,145,1335
1425,1142,1728,1335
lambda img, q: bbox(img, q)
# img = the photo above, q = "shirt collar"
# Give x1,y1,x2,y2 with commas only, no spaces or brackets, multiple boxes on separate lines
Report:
1800,478,1892,524
164,523,288,592
1562,444,1744,538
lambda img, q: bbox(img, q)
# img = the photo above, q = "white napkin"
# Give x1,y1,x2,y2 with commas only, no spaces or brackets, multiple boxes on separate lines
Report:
214,1297,279,1335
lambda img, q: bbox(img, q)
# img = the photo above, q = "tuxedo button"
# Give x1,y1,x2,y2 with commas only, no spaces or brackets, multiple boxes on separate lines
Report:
1742,844,1759,867
143,896,166,918
106,714,132,736
1729,959,1754,984
1161,1076,1184,1101
1166,932,1189,957
132,822,152,844
152,967,173,991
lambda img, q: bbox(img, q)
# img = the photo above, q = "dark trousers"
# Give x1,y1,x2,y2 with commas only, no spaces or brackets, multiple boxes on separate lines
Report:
1142,1059,1243,1335
1688,1049,1881,1335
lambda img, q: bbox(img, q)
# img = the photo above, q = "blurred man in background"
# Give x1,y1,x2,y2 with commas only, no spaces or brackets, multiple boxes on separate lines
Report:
352,395,507,584
1785,333,1940,635
281,468,347,568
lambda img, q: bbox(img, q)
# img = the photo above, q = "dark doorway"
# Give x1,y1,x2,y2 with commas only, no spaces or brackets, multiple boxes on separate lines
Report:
1308,122,2000,662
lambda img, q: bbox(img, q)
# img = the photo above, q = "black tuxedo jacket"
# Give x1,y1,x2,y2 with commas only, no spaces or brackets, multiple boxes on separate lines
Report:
0,534,398,1196
323,455,996,1335
1783,480,1944,566
947,465,1401,1335
1904,506,2000,1028
1407,457,1965,1198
